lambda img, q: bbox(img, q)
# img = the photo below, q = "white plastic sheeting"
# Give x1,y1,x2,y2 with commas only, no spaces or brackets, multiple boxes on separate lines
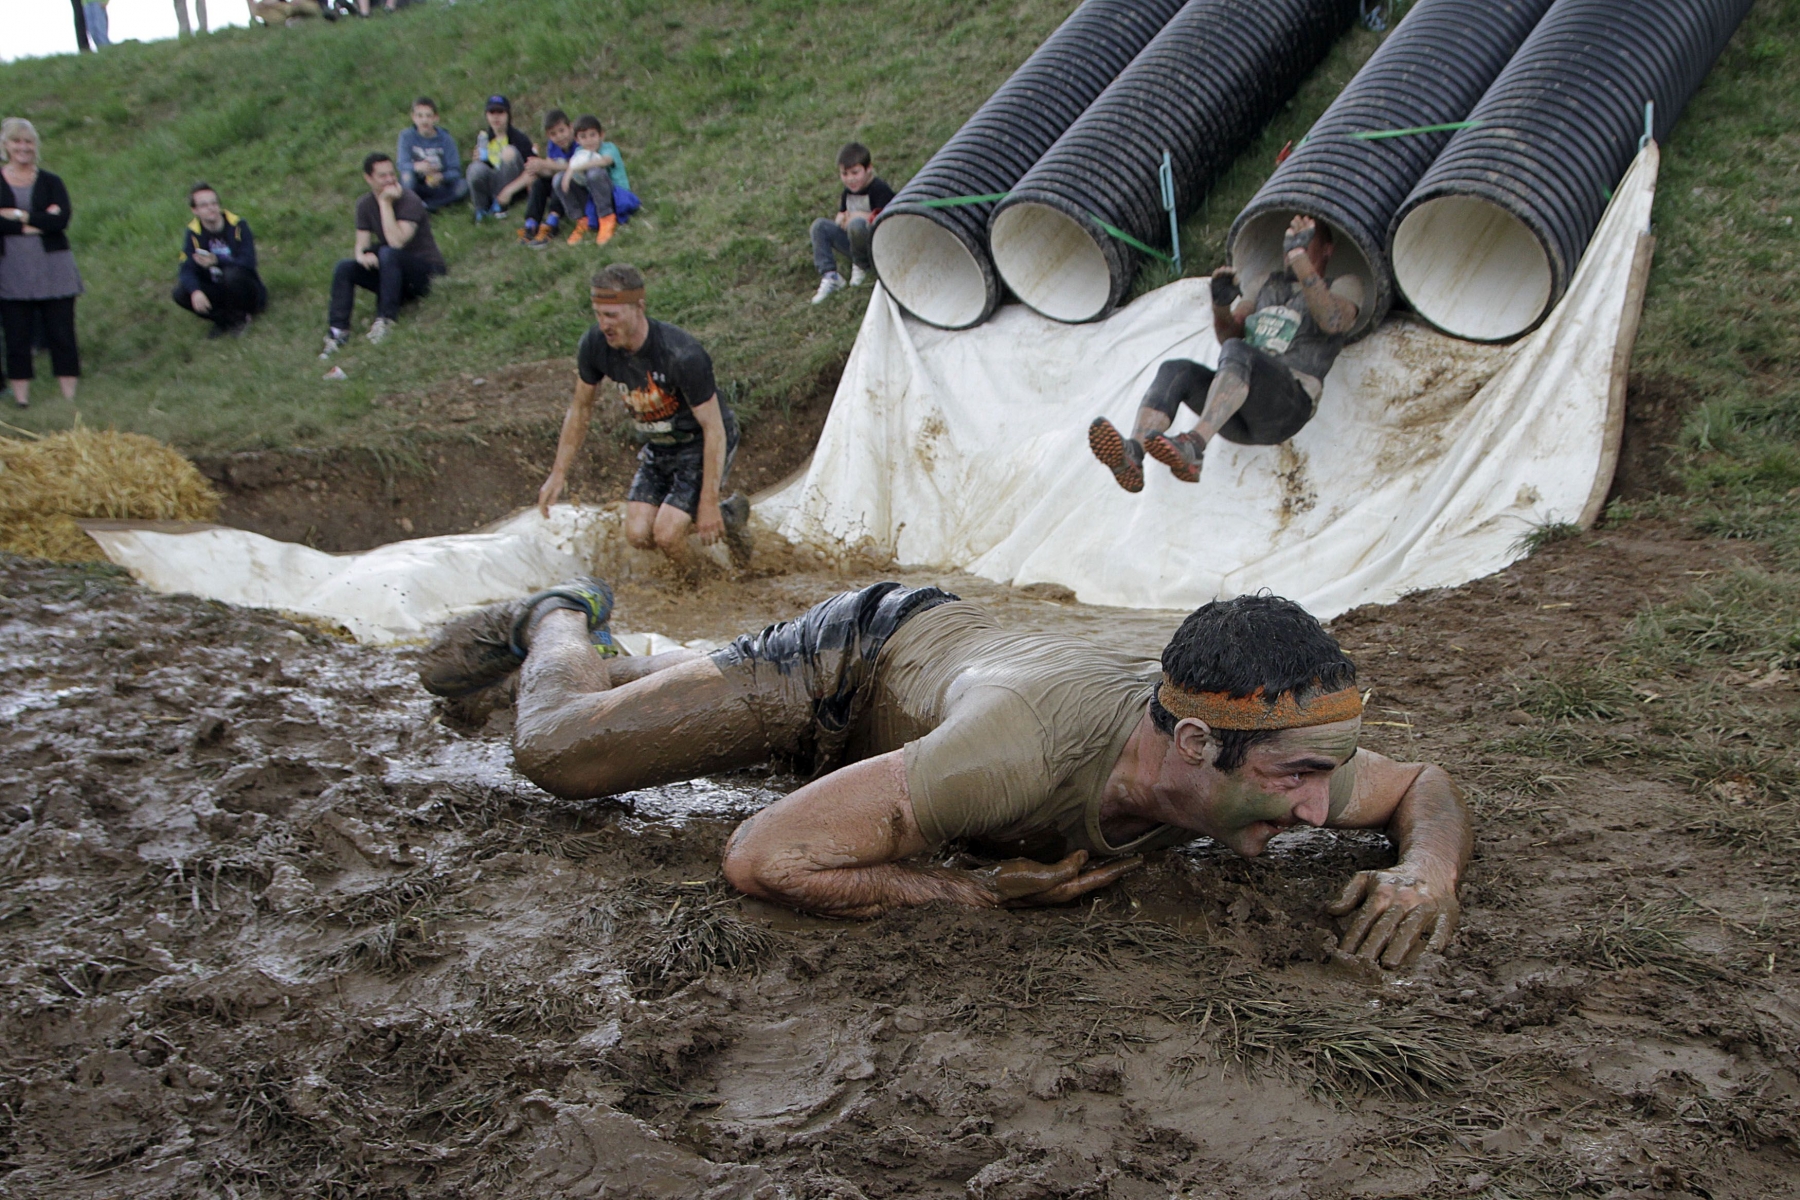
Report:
769,146,1658,617
83,507,702,652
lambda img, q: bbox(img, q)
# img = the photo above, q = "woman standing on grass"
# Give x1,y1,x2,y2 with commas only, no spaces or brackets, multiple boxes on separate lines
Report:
0,118,83,410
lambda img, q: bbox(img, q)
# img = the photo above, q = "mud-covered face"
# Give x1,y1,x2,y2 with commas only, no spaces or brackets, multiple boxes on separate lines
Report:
592,298,647,349
1189,717,1360,858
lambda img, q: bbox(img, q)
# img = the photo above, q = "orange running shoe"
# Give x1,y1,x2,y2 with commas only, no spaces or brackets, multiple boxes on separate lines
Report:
1088,418,1144,493
531,222,554,247
566,218,591,245
1144,430,1205,483
595,214,617,244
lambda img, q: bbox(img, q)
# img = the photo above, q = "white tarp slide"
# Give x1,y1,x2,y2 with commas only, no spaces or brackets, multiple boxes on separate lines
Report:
83,507,710,651
769,145,1658,618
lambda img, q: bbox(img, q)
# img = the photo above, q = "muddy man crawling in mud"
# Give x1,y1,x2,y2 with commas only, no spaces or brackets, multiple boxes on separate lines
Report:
421,581,1470,967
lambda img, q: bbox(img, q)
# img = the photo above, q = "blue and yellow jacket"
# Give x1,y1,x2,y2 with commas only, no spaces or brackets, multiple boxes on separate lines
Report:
177,211,260,294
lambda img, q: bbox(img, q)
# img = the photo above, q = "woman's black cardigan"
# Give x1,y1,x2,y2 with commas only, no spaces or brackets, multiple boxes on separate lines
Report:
0,170,73,255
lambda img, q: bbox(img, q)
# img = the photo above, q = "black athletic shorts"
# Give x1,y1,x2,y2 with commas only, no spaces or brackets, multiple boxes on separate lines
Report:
1142,340,1318,446
710,582,959,774
626,436,738,516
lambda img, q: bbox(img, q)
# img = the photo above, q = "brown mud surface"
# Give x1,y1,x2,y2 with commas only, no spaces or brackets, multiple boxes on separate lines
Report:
4,521,1800,1199
194,358,835,552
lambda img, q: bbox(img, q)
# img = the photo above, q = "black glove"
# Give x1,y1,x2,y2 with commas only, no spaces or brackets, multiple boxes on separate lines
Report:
1283,222,1316,257
1210,272,1240,308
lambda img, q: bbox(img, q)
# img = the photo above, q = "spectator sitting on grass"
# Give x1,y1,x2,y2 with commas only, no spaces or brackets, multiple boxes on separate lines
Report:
319,151,446,358
515,108,577,246
810,141,892,304
556,115,629,246
172,182,267,338
469,95,534,223
396,97,467,213
249,0,324,24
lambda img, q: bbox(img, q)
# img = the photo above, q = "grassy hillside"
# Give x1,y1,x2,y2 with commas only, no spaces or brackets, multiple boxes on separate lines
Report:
1,0,1796,538
0,0,1074,451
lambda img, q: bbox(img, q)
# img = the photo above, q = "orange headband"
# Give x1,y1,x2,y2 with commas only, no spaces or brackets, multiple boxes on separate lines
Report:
591,287,645,304
1156,679,1363,730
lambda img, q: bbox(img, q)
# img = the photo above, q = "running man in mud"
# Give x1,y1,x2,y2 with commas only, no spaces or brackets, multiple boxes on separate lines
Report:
422,580,1470,967
536,263,752,571
1089,216,1363,491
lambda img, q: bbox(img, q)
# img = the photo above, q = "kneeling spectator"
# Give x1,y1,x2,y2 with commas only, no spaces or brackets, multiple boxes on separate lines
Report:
469,95,534,221
172,183,266,338
397,97,467,213
320,152,446,357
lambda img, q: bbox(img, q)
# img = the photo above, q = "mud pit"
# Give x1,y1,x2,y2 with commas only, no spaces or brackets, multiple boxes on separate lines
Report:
4,526,1799,1199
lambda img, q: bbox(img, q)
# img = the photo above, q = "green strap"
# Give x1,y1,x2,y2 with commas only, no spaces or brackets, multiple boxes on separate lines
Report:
1348,119,1481,141
915,192,1011,209
1087,214,1174,263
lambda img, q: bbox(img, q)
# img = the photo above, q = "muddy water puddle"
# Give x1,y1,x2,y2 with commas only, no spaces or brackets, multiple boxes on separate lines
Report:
3,551,1798,1199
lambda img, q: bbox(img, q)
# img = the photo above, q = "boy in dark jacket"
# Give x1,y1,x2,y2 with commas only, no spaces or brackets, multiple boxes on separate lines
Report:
172,183,268,338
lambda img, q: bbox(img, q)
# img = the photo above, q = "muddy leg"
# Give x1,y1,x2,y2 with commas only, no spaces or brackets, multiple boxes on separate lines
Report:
1194,352,1251,443
513,610,764,798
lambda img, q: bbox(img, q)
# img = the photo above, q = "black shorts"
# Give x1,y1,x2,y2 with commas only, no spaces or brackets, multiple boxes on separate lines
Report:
1141,341,1318,446
710,583,959,773
626,437,738,516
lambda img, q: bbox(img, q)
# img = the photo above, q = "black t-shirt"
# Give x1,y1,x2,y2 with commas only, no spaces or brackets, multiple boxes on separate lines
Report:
577,318,738,448
476,125,536,165
839,176,895,220
354,189,445,273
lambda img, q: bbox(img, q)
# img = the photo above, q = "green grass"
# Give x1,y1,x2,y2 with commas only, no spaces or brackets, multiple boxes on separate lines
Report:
0,0,1074,452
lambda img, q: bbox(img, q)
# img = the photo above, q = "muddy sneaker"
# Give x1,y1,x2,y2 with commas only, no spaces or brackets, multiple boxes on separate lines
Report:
318,328,348,359
1088,418,1145,493
367,317,395,346
418,599,528,698
721,493,753,568
811,272,845,305
508,576,619,660
1144,430,1205,484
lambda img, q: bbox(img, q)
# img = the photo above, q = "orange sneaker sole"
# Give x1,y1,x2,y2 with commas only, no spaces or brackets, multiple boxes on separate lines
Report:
1088,418,1144,493
1144,432,1201,483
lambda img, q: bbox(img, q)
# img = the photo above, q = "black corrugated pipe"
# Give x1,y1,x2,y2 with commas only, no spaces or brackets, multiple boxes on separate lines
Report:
1226,0,1557,340
988,0,1361,325
869,0,1189,331
1389,0,1754,342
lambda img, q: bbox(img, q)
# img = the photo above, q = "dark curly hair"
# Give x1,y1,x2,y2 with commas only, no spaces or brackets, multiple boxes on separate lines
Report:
1149,593,1356,770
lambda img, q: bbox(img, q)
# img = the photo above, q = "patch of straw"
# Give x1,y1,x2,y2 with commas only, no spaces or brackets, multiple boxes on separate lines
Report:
0,427,219,562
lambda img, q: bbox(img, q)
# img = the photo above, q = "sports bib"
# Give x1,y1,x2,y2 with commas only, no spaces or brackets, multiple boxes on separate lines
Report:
1244,306,1302,355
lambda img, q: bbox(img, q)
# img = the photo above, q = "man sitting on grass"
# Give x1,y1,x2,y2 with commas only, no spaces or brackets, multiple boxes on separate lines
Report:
171,182,267,339
319,152,446,357
420,586,1468,967
534,263,751,571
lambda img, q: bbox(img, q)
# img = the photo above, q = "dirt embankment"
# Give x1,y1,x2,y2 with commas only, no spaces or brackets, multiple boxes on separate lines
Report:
3,513,1798,1198
194,358,836,552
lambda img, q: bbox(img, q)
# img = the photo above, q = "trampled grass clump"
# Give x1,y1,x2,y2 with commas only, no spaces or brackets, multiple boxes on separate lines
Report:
1629,567,1800,670
1576,898,1725,984
1182,993,1475,1100
590,880,779,998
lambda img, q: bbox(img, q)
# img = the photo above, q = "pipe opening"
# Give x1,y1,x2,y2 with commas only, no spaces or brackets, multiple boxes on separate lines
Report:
990,202,1113,324
1229,210,1380,339
1392,195,1553,342
870,214,992,330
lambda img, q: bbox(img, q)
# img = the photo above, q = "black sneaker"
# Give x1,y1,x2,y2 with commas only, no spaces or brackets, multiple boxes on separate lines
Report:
1088,418,1145,493
721,494,753,568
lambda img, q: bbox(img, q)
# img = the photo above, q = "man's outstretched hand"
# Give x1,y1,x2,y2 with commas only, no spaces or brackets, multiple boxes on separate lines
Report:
1327,867,1460,968
975,850,1144,908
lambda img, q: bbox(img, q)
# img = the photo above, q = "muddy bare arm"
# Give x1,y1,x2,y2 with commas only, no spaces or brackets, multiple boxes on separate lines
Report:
1323,752,1471,965
722,752,1139,918
537,378,597,515
1286,217,1357,336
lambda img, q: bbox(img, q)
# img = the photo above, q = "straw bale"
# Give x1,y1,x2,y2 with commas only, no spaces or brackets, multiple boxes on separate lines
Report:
0,429,219,562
